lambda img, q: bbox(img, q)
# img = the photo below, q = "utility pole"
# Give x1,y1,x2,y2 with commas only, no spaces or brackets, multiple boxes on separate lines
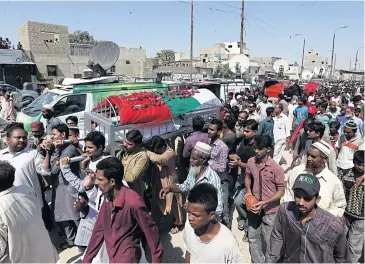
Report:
330,26,347,78
240,0,244,54
190,0,194,82
354,47,364,71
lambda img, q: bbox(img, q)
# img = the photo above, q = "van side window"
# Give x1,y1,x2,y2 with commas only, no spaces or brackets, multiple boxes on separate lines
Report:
54,94,87,117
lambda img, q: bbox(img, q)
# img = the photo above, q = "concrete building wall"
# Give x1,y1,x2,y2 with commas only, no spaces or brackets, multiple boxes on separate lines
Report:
174,52,189,61
303,49,329,71
18,21,146,79
18,22,30,51
200,42,249,63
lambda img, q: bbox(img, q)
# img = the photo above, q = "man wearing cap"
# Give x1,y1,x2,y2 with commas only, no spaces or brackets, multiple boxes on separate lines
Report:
336,120,365,176
301,121,337,175
340,106,363,137
41,104,63,135
266,174,350,263
29,121,46,150
285,143,346,218
160,141,223,217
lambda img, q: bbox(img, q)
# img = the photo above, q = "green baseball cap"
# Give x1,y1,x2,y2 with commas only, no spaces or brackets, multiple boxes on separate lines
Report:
292,173,320,197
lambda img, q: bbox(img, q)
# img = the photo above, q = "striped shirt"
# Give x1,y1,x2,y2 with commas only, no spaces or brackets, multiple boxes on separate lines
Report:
178,165,222,215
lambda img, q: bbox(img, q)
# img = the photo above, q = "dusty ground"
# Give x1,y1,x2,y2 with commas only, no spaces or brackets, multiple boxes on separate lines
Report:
56,150,293,263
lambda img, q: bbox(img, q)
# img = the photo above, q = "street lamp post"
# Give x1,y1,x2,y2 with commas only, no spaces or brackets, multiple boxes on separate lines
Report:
354,47,364,71
295,34,305,74
330,26,347,78
348,57,352,70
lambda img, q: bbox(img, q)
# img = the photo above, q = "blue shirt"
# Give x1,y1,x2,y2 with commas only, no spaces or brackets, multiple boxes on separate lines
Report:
258,118,274,144
293,106,308,126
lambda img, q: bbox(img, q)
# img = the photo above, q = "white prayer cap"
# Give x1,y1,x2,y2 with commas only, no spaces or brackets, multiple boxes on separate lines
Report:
312,141,331,158
42,104,54,112
193,141,212,155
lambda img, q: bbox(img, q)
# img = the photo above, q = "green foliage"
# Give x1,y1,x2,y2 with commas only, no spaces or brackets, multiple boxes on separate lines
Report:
213,63,234,78
69,30,98,45
155,49,175,62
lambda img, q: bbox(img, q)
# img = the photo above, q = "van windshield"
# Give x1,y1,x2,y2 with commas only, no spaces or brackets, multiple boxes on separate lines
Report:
22,92,59,117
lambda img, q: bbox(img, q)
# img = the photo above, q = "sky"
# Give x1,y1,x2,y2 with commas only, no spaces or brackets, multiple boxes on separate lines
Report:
0,1,364,70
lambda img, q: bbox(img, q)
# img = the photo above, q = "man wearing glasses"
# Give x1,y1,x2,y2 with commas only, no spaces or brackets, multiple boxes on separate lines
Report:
247,101,262,123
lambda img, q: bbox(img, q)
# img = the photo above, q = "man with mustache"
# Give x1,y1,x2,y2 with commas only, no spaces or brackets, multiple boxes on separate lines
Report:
160,141,223,217
0,126,44,209
339,150,364,263
285,142,347,218
266,174,350,263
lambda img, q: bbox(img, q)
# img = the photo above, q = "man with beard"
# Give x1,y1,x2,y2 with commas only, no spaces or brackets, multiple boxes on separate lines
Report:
301,121,337,175
160,141,223,217
229,119,257,241
28,121,46,149
339,150,364,263
82,157,163,263
266,174,350,263
0,126,44,208
244,135,285,263
336,120,365,176
183,183,242,263
285,142,346,218
41,104,63,135
327,100,340,122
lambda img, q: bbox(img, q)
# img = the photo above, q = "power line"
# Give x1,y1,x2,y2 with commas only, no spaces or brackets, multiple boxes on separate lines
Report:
177,1,241,16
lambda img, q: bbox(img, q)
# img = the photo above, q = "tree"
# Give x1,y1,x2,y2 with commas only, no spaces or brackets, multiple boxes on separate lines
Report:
69,30,98,45
213,63,234,78
155,49,175,63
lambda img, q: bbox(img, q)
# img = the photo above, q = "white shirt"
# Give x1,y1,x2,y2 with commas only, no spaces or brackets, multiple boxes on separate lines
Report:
308,95,314,103
257,101,273,119
284,165,347,217
0,185,59,263
229,99,237,108
184,222,243,263
336,136,365,169
273,112,290,142
247,111,262,123
0,147,44,207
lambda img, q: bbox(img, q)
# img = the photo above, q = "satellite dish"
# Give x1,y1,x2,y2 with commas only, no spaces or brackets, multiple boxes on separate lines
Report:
87,41,120,76
301,69,313,81
228,55,250,74
313,66,326,76
273,60,289,73
273,59,289,79
334,71,341,80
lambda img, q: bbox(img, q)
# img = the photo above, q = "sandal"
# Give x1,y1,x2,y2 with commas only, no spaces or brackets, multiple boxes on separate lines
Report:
170,224,184,234
237,219,245,231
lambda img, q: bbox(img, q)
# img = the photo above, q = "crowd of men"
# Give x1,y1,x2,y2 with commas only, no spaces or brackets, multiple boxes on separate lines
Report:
0,79,363,263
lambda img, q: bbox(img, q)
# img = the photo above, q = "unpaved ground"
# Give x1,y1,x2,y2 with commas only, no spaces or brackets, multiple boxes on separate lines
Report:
57,150,293,263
